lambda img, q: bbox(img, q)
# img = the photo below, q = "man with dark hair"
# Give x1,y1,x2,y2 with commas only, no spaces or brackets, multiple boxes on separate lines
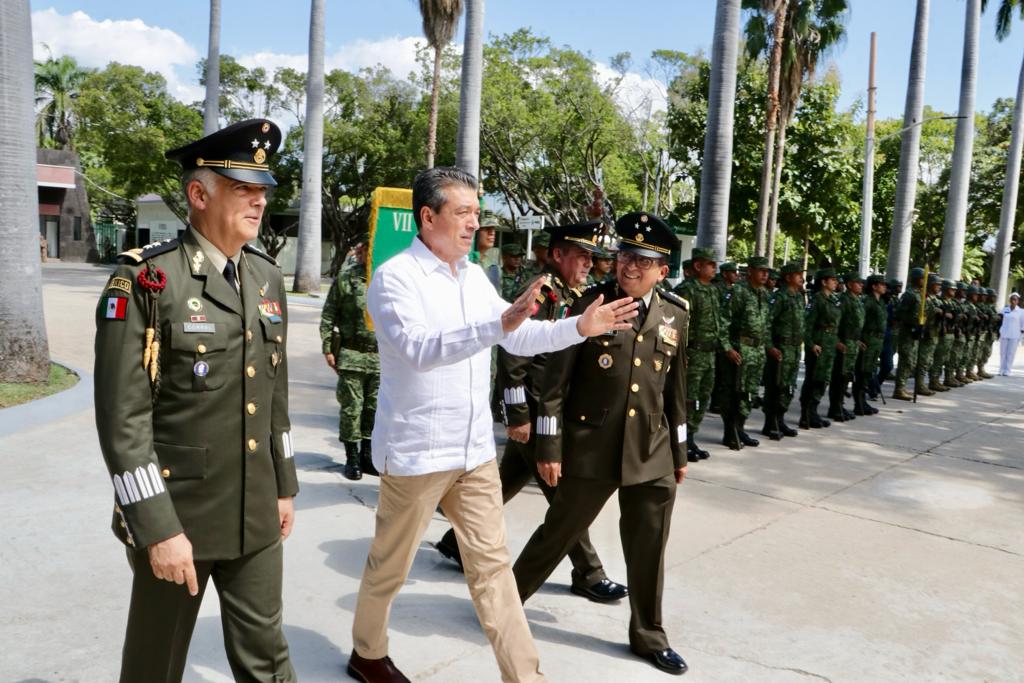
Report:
435,220,628,604
94,119,299,682
514,211,691,676
348,166,638,683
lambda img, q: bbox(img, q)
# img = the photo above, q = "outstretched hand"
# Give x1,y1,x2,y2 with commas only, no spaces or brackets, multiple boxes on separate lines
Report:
576,295,639,337
501,276,547,334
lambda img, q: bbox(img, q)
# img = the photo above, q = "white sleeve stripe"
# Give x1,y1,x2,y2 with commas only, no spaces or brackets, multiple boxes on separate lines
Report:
112,474,128,506
503,387,527,405
677,425,687,444
113,466,167,506
148,463,165,493
282,431,294,459
537,416,558,436
134,466,153,498
123,472,140,504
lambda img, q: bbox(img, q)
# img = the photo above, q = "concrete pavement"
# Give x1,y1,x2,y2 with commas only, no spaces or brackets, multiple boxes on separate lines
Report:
2,262,1022,683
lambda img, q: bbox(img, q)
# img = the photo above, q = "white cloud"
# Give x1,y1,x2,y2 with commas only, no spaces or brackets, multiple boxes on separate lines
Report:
594,62,669,119
238,36,427,83
31,8,203,102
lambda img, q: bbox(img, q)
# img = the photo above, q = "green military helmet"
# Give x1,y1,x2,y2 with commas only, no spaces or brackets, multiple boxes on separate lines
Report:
768,269,780,280
780,261,803,275
941,279,956,290
908,266,926,281
956,281,968,290
719,262,737,273
593,245,613,260
986,287,996,297
747,255,770,270
967,284,980,295
844,271,864,284
479,211,501,229
690,246,717,263
886,277,903,290
815,267,837,280
532,231,550,248
927,272,941,285
681,258,693,270
501,243,525,257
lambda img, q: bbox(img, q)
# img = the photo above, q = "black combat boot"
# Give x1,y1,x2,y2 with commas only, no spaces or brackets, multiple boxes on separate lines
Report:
737,416,760,447
761,409,783,441
778,412,798,437
809,400,831,428
686,433,700,462
721,412,742,451
360,438,379,476
798,402,811,430
343,441,362,481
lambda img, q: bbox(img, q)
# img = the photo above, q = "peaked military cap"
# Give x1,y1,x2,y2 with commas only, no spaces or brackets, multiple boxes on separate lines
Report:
545,219,603,254
781,261,803,275
719,262,738,273
747,255,770,269
815,267,837,280
501,243,524,256
614,211,679,259
166,118,281,186
479,211,501,229
690,247,717,263
1010,292,1021,300
532,231,550,248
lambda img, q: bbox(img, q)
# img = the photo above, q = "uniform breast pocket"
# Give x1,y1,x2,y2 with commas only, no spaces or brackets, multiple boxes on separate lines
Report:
168,323,230,391
259,317,285,378
653,336,676,374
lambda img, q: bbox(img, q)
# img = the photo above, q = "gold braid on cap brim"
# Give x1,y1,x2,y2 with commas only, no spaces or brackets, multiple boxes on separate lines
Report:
563,236,599,247
196,158,270,171
618,237,671,254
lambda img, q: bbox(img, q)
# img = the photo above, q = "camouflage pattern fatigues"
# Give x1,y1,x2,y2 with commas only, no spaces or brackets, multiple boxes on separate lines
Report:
500,267,527,302
918,291,942,382
675,279,728,436
801,290,841,404
829,289,864,415
319,263,379,442
721,281,770,419
893,287,923,392
765,287,805,419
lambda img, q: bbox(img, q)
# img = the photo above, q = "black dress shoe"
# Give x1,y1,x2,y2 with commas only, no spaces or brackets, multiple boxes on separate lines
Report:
571,578,628,603
697,446,710,460
779,418,798,437
633,648,688,675
435,533,464,572
348,650,411,682
686,446,700,463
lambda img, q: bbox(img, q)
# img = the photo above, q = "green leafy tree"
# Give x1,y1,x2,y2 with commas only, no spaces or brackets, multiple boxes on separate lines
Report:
34,54,91,149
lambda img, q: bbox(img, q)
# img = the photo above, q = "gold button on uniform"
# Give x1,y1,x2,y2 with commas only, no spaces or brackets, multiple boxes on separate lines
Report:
196,343,207,354
161,468,170,478
633,358,641,367
580,415,586,421
628,408,636,417
275,335,283,343
637,334,644,342
246,329,253,342
246,365,256,378
631,383,639,393
602,340,610,347
247,438,257,452
246,402,257,415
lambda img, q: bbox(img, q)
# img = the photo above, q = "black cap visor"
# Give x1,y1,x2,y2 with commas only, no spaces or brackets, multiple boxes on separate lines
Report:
212,166,278,187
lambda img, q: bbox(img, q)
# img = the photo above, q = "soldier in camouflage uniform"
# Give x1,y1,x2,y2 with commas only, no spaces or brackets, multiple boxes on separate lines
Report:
588,247,616,285
675,247,727,460
709,261,739,415
975,288,997,378
499,243,527,302
855,274,887,415
799,268,840,428
520,230,550,281
951,282,971,384
762,261,805,440
320,240,380,480
719,256,771,450
963,285,982,381
936,280,961,388
878,278,903,388
828,271,865,422
892,267,926,400
914,273,943,396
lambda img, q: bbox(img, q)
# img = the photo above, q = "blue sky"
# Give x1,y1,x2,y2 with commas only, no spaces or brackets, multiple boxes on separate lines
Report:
31,0,1024,120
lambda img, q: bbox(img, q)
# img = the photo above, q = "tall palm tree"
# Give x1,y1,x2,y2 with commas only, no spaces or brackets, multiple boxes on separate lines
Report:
696,0,743,261
419,0,463,169
744,0,789,257
293,0,326,293
886,0,930,285
761,0,849,264
203,0,221,135
986,0,1024,304
1,0,51,382
455,0,483,178
34,55,88,150
939,0,982,280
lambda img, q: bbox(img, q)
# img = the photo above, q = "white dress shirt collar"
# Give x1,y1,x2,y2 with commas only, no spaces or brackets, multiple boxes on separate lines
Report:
410,234,469,276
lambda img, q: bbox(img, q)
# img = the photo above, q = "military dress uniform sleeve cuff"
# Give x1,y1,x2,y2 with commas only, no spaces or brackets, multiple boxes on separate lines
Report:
117,492,184,549
272,430,300,497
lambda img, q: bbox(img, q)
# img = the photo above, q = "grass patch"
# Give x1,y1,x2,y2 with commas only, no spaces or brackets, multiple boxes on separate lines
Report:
0,363,80,409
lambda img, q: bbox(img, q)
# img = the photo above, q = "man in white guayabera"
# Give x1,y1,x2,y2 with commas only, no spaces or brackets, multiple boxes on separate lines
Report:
344,167,638,683
999,292,1024,375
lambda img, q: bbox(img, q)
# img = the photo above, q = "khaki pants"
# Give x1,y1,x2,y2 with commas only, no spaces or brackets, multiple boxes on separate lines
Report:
352,459,546,683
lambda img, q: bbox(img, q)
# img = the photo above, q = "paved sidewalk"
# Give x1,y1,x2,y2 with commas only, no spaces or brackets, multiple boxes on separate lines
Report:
2,263,1023,682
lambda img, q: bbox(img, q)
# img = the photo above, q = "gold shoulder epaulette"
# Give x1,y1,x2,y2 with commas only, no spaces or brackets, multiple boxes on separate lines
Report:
243,243,278,266
117,238,179,264
658,287,690,311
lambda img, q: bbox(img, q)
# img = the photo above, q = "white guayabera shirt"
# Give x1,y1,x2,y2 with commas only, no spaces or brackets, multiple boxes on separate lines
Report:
367,236,585,476
1000,304,1024,340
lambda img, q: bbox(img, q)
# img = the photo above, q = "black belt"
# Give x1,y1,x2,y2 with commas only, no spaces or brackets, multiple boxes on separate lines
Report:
775,336,801,346
739,335,763,346
342,343,378,354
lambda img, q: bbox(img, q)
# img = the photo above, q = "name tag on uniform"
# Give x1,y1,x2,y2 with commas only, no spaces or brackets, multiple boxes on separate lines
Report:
183,322,216,334
658,324,679,346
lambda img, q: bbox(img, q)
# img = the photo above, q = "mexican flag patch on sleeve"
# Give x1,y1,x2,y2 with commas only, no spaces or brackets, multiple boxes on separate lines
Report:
104,296,128,320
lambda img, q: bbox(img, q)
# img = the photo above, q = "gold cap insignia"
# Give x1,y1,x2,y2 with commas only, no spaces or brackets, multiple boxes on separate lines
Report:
635,233,644,242
261,122,271,133
254,147,267,164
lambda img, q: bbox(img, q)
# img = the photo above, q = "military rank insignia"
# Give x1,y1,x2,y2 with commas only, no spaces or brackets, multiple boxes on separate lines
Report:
658,324,679,346
259,299,282,323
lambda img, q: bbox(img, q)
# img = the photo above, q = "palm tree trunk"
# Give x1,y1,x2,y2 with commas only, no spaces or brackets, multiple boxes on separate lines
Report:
885,0,930,285
765,122,788,265
990,50,1024,305
939,0,981,281
0,0,50,382
455,0,483,178
293,0,325,293
203,0,221,135
427,46,443,169
754,0,787,257
696,0,742,261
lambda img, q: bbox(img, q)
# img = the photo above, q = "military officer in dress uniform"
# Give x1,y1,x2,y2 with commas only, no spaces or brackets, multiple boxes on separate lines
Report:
513,212,691,676
434,219,628,603
94,119,299,682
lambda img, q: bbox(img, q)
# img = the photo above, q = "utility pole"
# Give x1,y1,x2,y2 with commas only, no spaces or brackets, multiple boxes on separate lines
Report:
859,32,878,278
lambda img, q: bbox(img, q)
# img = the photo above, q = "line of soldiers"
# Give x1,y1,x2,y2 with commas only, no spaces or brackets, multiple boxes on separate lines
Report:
671,255,1005,460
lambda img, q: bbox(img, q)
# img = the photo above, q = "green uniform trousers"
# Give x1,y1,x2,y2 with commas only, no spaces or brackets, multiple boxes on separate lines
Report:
763,344,801,415
120,538,293,683
895,334,919,387
933,335,952,379
685,347,716,434
918,335,938,377
336,368,379,442
513,474,676,655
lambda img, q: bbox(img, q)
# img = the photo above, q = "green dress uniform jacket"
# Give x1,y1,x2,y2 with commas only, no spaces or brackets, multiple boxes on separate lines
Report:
94,228,299,560
534,281,690,485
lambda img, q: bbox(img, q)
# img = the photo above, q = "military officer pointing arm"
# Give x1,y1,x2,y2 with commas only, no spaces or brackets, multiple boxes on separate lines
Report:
94,119,298,683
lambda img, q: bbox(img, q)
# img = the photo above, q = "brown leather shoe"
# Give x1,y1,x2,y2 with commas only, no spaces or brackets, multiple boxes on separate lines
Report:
347,650,410,683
